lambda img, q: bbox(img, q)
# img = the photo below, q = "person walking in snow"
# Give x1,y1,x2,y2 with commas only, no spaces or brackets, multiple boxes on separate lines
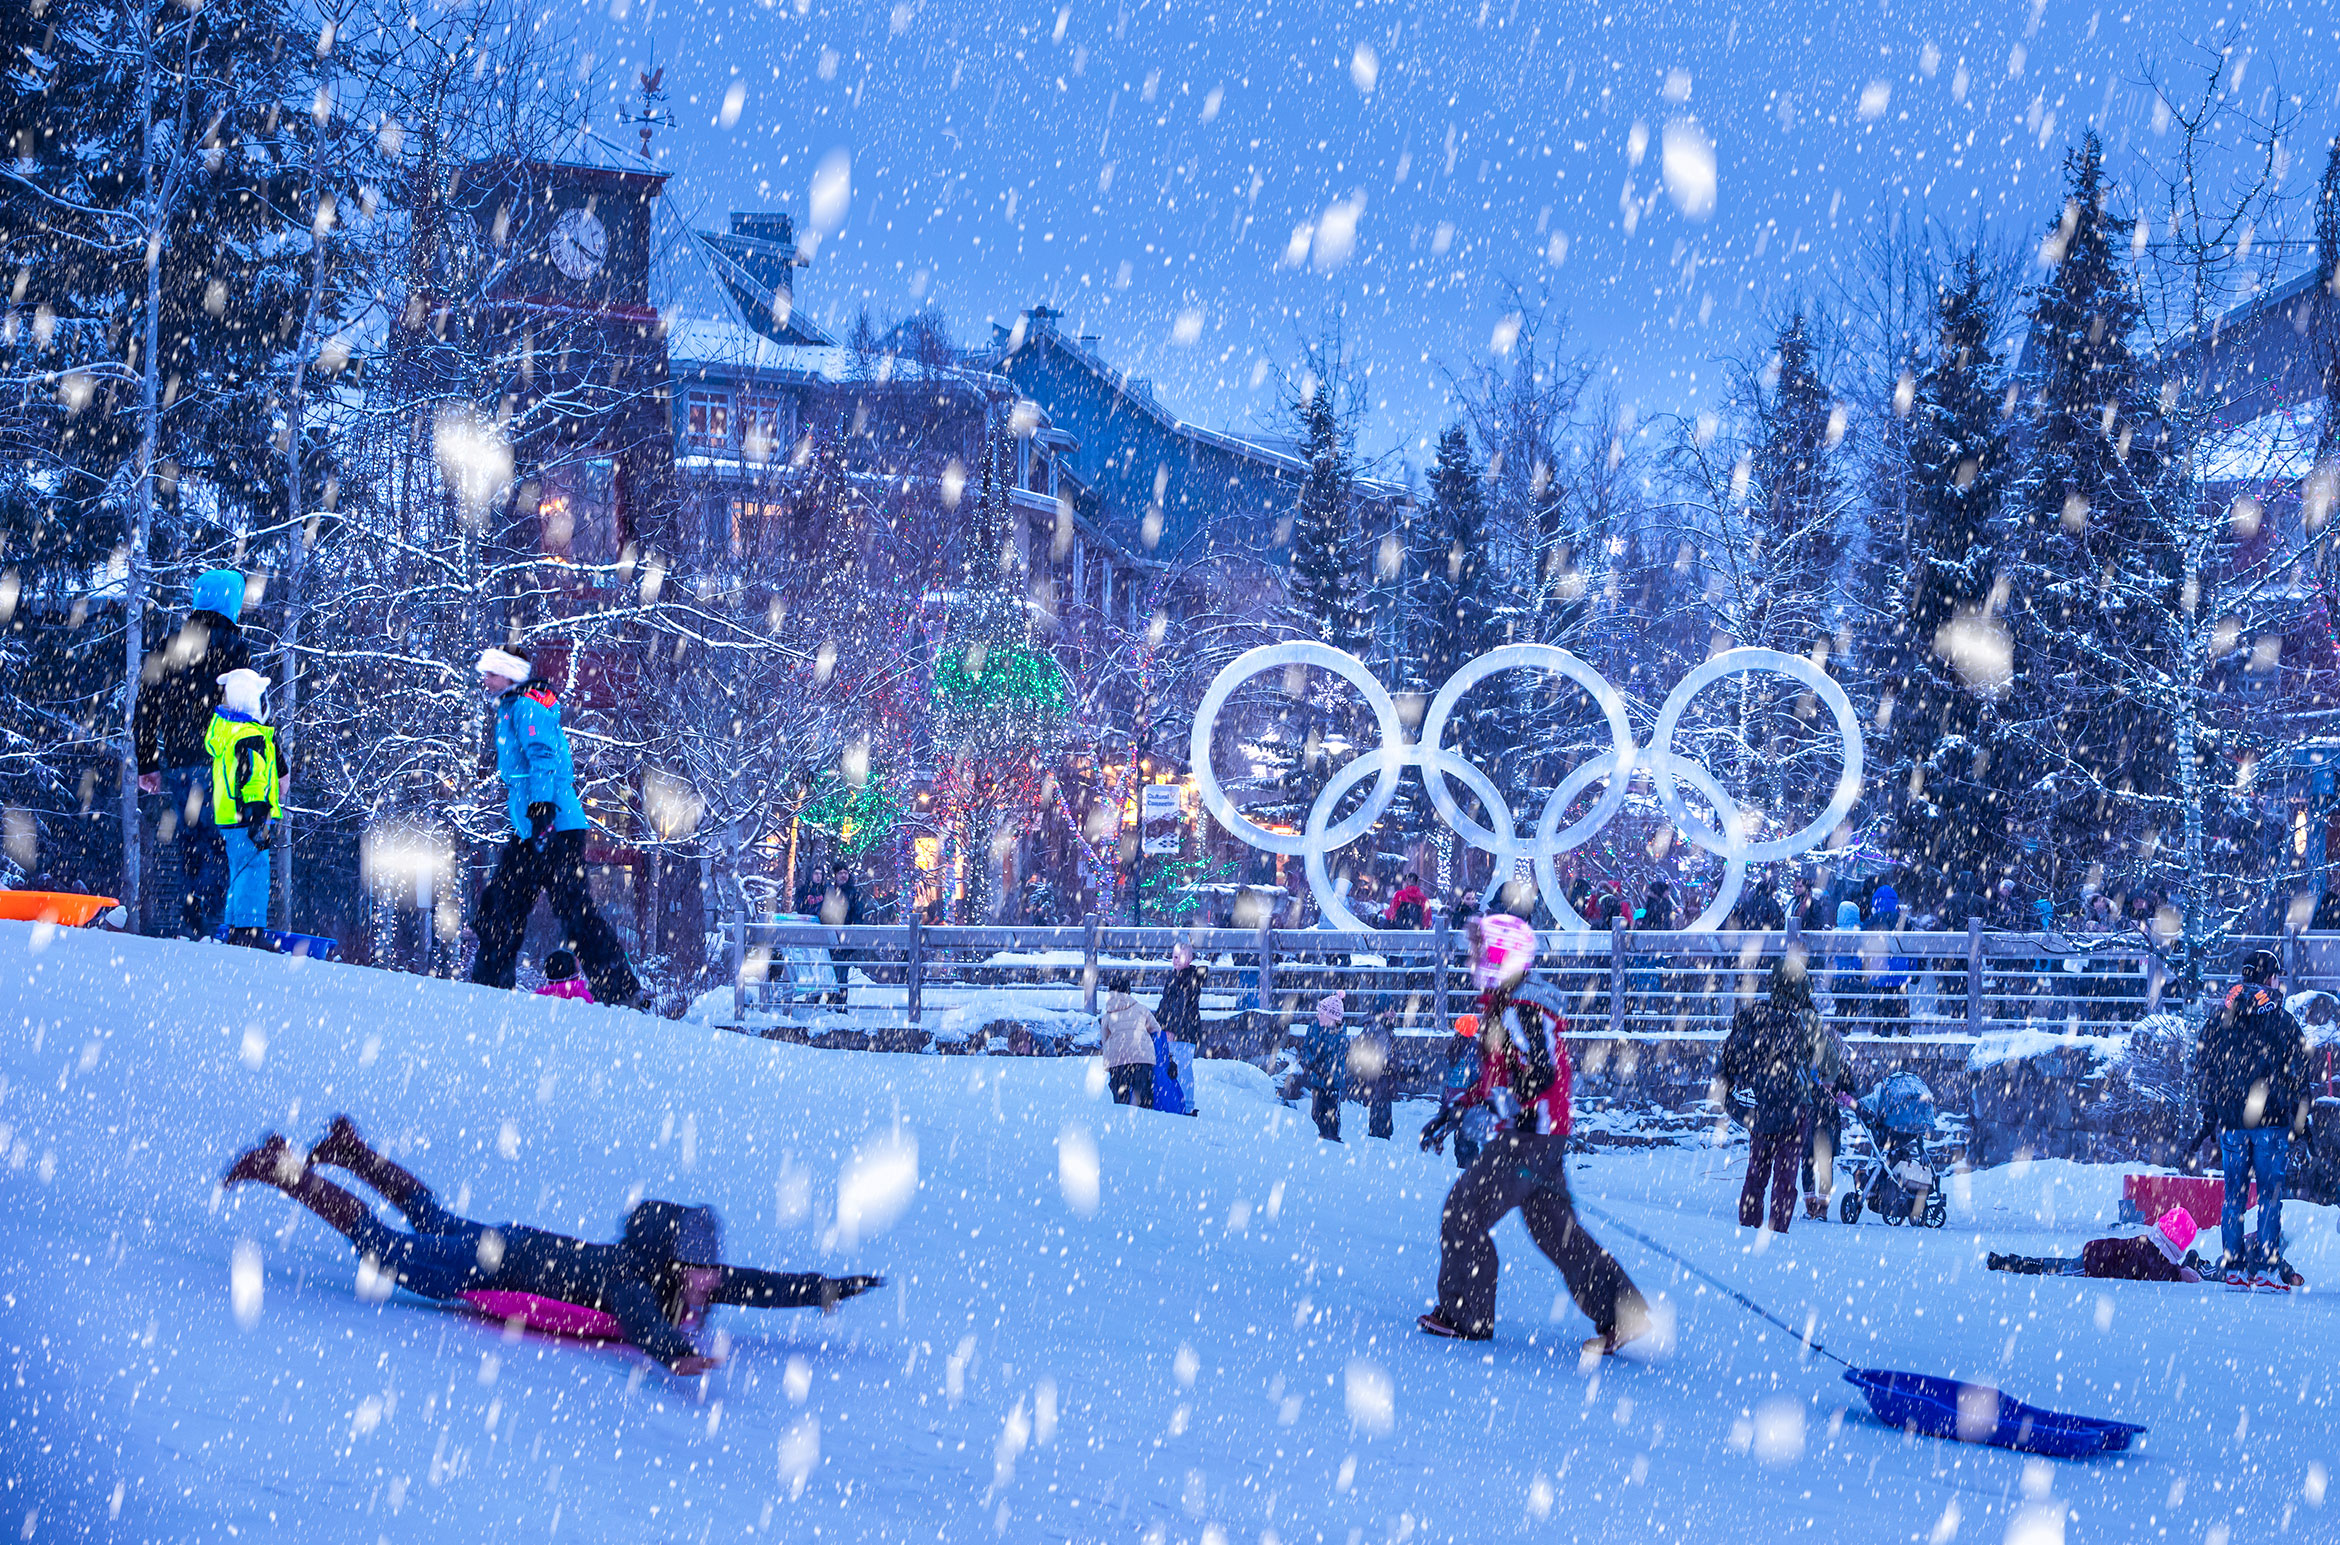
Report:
1099,972,1160,1107
1716,953,1826,1232
133,568,252,938
205,668,282,950
1300,992,1349,1140
1352,1007,1398,1140
1416,916,1650,1355
1155,941,1208,1116
1800,1013,1857,1220
467,648,641,1009
2196,950,2311,1288
223,1116,882,1374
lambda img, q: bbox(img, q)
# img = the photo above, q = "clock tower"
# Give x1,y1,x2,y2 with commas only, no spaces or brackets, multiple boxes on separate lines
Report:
453,149,678,573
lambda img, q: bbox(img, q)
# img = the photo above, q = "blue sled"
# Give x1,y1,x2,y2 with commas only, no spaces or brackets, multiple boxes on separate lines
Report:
213,926,342,962
1844,1369,2145,1458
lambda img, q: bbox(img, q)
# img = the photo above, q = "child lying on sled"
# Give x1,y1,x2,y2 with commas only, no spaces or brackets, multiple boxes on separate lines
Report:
226,1116,881,1373
1987,1205,2205,1284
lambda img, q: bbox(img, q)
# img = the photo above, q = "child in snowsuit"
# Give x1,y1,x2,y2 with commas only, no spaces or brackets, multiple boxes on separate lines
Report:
223,1116,882,1373
205,668,281,949
1436,1014,1490,1168
535,949,595,1003
1416,916,1649,1357
1987,1206,2206,1283
1300,992,1348,1140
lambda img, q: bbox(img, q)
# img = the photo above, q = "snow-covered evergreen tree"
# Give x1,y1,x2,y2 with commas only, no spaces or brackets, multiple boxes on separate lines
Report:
1882,252,2018,892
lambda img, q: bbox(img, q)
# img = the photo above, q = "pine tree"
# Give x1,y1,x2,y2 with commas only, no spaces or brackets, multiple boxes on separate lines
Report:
0,0,319,912
2001,132,2170,899
1286,384,1364,651
1883,252,2015,891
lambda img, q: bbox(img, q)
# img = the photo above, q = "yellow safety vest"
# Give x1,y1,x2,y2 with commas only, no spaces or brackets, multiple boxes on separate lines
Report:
205,714,281,824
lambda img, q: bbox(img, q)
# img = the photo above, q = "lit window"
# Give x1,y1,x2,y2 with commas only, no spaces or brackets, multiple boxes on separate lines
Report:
686,390,731,447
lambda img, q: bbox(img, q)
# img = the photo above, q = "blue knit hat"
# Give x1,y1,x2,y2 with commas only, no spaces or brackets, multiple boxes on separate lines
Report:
190,569,246,622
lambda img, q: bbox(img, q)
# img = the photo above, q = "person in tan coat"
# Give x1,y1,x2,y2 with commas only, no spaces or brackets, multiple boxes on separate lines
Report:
1098,972,1161,1107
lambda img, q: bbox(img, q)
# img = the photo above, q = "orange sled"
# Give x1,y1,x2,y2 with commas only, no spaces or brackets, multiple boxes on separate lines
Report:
0,891,126,928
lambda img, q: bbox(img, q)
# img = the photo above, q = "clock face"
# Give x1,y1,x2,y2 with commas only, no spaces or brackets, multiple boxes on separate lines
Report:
549,207,608,281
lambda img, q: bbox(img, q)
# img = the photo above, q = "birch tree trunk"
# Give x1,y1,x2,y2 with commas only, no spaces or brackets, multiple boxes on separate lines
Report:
119,1,167,924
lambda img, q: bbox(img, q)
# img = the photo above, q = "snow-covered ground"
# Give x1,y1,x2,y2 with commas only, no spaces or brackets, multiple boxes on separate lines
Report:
5,921,2333,1543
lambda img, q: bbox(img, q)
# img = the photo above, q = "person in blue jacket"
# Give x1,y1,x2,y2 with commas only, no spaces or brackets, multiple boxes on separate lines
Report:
467,647,641,1007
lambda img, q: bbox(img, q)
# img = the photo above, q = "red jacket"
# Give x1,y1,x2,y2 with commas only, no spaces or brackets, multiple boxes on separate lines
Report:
1455,980,1573,1137
1383,884,1431,926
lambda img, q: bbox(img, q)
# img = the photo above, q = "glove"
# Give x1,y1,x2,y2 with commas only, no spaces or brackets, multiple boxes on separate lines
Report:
527,801,558,839
241,805,275,850
820,1274,886,1311
1419,1108,1457,1153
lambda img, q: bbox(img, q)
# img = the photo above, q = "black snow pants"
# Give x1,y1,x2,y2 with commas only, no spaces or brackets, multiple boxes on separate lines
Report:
471,829,640,1007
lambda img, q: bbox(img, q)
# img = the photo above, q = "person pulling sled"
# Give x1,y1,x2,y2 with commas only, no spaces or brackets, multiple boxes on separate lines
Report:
223,1116,882,1373
1416,915,1651,1361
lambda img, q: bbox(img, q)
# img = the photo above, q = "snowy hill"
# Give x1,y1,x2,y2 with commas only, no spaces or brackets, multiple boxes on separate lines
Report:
4,921,2333,1542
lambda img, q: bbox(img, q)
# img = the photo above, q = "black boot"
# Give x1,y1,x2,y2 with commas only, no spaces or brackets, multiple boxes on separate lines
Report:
225,926,276,951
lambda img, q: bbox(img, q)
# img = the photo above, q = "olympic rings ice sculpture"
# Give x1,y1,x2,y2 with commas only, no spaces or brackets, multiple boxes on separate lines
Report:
1187,641,1864,933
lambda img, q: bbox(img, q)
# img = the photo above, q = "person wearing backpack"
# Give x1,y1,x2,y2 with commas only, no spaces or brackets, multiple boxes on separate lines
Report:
1415,916,1649,1357
1717,952,1825,1232
205,668,282,949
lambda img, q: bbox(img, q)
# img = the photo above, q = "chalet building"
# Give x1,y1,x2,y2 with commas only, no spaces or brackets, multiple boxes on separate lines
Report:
664,216,1175,920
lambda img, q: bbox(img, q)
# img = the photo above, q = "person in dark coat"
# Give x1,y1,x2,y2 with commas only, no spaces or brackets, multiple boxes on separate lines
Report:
2195,950,2311,1286
1155,942,1208,1116
225,1117,881,1373
1733,871,1785,932
1716,954,1824,1232
1353,1007,1398,1139
467,648,642,1008
133,568,251,938
1941,871,1987,930
1640,880,1677,932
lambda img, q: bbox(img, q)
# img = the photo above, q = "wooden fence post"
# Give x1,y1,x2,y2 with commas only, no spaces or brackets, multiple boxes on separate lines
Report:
730,916,746,1025
1256,920,1277,1020
905,915,924,1024
1965,918,1985,1033
1082,913,1101,1014
1431,910,1450,1032
1608,917,1626,1036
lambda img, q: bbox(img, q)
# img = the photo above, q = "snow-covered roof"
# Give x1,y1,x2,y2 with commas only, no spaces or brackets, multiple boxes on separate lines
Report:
1012,319,1411,503
2197,401,2327,485
665,319,860,380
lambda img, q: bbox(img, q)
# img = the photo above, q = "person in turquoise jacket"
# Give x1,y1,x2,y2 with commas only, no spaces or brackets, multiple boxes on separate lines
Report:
466,647,640,1007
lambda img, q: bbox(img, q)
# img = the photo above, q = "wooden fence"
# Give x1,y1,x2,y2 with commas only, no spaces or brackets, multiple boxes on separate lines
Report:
723,916,2340,1045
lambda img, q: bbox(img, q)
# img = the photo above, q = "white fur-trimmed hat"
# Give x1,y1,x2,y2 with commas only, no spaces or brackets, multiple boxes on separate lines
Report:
476,647,532,683
215,668,270,719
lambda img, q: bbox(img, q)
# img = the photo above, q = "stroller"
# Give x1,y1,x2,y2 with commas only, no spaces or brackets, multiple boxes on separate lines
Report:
1839,1072,1947,1228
